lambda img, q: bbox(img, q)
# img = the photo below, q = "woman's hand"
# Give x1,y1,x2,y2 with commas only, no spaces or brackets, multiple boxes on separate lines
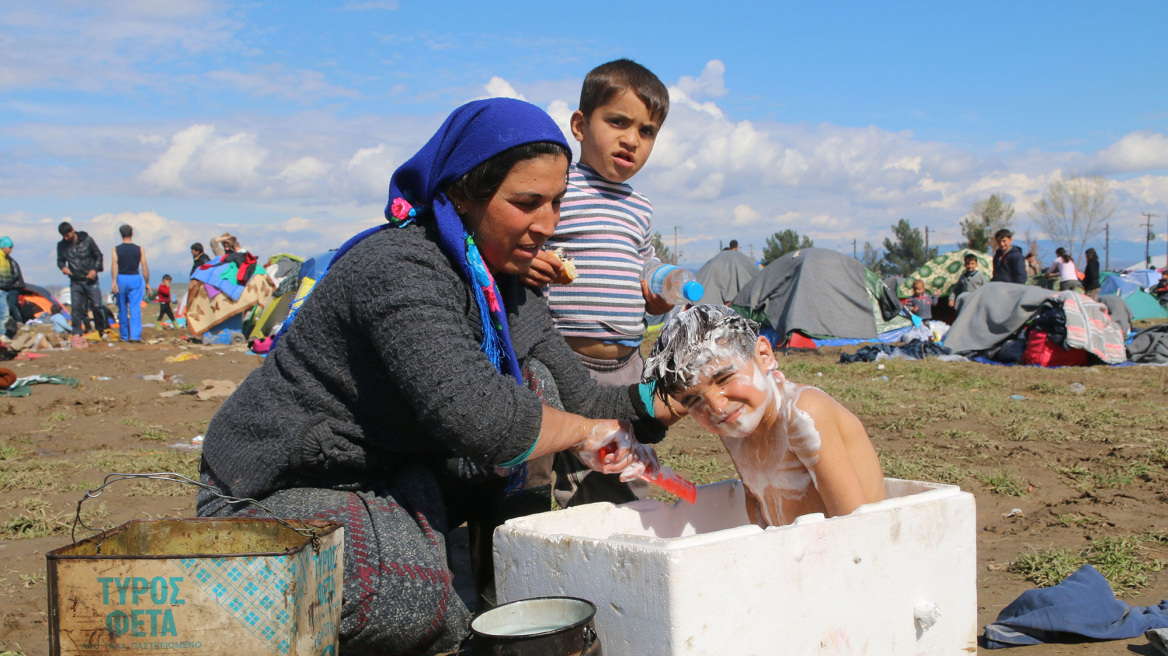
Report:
571,419,636,475
519,249,562,288
618,442,660,482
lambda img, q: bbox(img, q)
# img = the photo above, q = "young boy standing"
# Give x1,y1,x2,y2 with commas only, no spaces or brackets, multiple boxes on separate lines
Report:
525,59,674,506
644,305,885,527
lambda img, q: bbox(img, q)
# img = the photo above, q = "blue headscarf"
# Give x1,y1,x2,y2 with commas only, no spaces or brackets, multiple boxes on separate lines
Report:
276,97,570,388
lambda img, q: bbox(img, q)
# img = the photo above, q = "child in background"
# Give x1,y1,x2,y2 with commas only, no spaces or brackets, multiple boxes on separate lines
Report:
157,274,176,329
1153,270,1168,310
949,254,987,309
644,305,885,527
523,59,674,507
903,279,937,320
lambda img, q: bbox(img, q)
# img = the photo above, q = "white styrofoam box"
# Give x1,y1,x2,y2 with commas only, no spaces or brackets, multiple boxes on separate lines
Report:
494,478,977,656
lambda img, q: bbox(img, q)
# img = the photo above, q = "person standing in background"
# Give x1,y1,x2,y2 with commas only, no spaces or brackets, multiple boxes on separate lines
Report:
1025,251,1043,281
110,224,150,343
1082,248,1101,300
0,236,24,338
190,242,210,276
991,229,1027,284
156,274,176,328
57,221,109,338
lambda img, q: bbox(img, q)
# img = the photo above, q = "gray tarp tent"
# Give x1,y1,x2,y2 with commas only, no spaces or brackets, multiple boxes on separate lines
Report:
694,249,759,305
731,248,880,339
941,282,1055,354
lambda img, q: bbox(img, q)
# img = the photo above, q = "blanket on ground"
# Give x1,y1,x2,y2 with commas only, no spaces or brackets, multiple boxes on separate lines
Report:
941,283,1055,355
984,565,1168,648
1128,325,1168,364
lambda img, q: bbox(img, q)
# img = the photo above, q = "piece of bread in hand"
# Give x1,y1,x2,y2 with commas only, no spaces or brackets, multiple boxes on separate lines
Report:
550,248,578,284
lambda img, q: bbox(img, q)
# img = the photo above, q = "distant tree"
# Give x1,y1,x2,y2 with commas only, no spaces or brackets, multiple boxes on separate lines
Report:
860,241,885,274
1030,175,1116,263
762,229,814,265
959,193,1014,253
882,219,937,276
651,231,677,264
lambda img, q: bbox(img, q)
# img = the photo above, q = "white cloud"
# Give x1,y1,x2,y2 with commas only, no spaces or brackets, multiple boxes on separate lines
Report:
676,60,727,100
139,124,268,193
732,204,762,226
1095,131,1168,173
483,76,526,100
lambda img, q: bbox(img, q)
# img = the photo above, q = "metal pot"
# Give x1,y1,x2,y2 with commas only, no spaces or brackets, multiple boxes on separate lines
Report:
469,596,600,656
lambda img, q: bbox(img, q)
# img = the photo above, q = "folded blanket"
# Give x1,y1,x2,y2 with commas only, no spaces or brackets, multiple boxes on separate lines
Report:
984,565,1168,648
1057,291,1126,364
0,374,80,397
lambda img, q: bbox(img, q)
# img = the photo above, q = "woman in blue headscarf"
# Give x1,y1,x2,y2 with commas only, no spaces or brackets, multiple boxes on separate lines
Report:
197,98,679,654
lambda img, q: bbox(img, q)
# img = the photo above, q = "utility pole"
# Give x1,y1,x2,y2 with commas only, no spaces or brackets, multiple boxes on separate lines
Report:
1104,224,1110,270
672,225,680,264
749,244,754,259
852,239,857,259
925,226,930,252
1142,213,1157,269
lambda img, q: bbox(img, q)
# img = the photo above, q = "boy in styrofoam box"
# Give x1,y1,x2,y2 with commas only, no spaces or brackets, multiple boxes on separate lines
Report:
643,304,885,527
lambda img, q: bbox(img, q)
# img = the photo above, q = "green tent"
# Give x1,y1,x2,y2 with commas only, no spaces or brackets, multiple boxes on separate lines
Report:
1099,272,1167,321
898,249,992,298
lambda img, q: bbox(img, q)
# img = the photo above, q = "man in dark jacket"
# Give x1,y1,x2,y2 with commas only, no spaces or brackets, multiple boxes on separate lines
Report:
57,221,109,336
991,229,1027,284
190,242,211,276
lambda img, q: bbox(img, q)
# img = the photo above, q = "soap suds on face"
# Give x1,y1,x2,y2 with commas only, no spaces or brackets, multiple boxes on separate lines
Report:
715,370,825,526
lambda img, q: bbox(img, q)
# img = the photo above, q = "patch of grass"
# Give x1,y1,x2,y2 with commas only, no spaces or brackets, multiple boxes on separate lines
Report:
877,449,970,485
91,449,200,479
1003,416,1068,443
19,572,45,588
976,470,1028,497
1057,513,1097,527
0,442,21,461
119,417,145,427
1011,535,1166,595
0,497,107,540
0,451,71,492
139,427,170,441
128,479,200,497
658,450,736,486
875,416,928,433
1055,459,1154,492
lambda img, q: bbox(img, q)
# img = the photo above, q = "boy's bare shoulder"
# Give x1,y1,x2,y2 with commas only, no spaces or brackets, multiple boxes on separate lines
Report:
792,385,841,418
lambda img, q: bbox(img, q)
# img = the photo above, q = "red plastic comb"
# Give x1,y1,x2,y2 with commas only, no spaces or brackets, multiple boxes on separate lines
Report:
642,466,698,505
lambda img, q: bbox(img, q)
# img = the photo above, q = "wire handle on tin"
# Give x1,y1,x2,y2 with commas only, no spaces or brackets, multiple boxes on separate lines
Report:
71,472,322,549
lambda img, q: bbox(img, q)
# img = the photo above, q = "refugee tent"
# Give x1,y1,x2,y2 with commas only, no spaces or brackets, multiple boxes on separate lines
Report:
186,254,275,336
16,284,66,320
1098,272,1167,321
694,249,759,305
897,249,993,298
1123,268,1160,290
731,248,901,340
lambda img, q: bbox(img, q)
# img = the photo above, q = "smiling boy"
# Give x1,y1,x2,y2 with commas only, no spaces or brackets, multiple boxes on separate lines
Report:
526,59,674,507
644,305,885,527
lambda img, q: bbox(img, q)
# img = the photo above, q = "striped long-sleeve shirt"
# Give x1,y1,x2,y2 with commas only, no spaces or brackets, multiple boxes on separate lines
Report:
545,162,656,343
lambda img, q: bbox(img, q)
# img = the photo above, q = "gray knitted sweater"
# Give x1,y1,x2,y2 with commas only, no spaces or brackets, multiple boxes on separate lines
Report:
203,222,652,501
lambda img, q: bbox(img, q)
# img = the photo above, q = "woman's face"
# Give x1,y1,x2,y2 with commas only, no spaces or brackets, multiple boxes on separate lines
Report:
458,153,568,277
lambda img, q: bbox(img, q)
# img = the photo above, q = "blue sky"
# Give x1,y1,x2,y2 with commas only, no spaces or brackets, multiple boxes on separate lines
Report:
3,1,1168,283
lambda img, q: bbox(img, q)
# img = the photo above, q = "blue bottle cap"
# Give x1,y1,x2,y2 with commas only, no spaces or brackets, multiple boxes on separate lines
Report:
682,281,704,302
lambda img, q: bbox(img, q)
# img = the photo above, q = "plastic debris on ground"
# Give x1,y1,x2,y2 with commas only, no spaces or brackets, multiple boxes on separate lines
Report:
1069,382,1086,394
137,370,183,384
196,379,237,401
169,434,205,451
164,352,204,363
1010,394,1026,401
1003,508,1024,518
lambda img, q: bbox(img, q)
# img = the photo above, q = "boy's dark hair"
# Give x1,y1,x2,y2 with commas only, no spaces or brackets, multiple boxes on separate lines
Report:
579,59,669,124
447,141,571,203
963,253,978,264
58,221,74,236
643,304,759,399
162,274,172,281
118,224,133,238
191,243,204,254
994,228,1013,241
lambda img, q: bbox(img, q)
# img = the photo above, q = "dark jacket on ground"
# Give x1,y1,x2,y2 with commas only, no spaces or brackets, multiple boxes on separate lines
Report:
1083,259,1101,291
0,255,23,291
992,245,1027,284
56,231,103,283
202,222,657,502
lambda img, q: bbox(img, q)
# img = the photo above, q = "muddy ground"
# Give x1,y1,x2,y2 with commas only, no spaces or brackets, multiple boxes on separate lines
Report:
2,325,1166,655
